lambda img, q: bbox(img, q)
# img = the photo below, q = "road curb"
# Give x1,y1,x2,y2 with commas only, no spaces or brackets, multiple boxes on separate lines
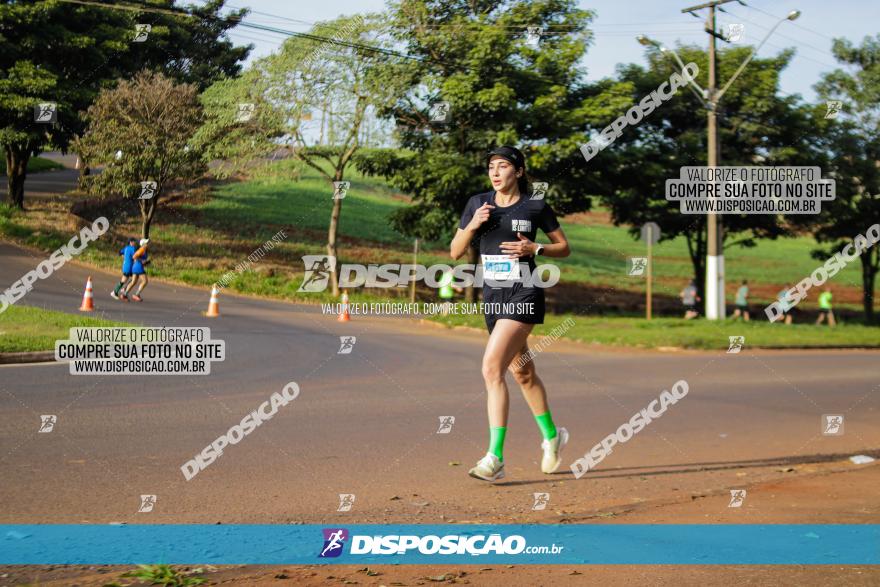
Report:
0,351,55,365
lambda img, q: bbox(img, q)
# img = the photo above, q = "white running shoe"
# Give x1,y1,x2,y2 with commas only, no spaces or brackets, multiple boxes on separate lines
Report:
110,290,119,300
541,427,569,474
468,453,505,482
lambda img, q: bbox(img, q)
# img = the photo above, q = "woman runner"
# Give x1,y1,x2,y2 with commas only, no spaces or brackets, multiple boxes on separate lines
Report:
450,145,571,482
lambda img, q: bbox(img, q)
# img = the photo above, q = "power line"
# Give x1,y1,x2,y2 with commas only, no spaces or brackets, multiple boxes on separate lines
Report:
713,19,840,69
57,0,435,65
742,0,840,43
720,8,841,66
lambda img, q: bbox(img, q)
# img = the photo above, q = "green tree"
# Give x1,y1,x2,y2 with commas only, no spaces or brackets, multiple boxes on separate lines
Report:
356,0,595,301
586,44,817,301
0,0,249,209
201,14,393,296
125,0,252,92
805,35,880,322
75,70,205,238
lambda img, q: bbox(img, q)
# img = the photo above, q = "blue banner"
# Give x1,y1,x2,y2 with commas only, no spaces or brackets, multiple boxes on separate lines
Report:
1,524,877,565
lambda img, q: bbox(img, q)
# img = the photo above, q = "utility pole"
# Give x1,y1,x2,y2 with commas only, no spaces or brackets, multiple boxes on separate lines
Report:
704,2,724,320
683,0,736,320
686,1,799,319
641,4,801,321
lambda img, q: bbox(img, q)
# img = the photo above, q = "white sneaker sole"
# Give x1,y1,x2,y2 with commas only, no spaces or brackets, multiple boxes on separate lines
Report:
542,428,569,474
468,466,506,482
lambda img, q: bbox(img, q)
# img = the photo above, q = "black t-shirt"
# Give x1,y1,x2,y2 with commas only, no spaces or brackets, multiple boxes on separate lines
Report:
458,191,561,268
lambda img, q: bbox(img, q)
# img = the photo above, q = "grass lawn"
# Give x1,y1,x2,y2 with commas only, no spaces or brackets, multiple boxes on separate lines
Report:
427,311,880,350
0,305,134,353
0,157,65,176
0,159,877,349
184,164,867,307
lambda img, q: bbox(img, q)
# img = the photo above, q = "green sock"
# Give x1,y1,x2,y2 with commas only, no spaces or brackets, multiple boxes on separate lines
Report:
535,411,557,441
113,281,123,295
489,426,507,462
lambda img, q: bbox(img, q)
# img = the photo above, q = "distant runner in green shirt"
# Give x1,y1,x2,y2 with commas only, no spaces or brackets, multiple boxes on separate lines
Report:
731,279,750,322
437,268,463,315
815,287,836,327
777,285,794,324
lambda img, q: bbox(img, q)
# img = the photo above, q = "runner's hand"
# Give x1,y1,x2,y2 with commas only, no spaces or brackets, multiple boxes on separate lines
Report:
467,203,495,231
501,233,535,259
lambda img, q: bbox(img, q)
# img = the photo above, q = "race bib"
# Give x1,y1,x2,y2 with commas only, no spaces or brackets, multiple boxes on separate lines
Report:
481,254,521,281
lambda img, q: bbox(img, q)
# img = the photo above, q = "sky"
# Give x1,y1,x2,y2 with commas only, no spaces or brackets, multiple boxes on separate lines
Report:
219,0,879,103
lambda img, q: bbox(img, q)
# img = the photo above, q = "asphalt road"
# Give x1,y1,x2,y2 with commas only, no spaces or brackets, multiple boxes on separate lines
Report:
1,241,879,527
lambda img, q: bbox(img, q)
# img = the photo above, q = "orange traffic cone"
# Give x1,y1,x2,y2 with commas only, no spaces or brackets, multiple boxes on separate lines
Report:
338,290,350,322
205,285,220,317
79,276,95,311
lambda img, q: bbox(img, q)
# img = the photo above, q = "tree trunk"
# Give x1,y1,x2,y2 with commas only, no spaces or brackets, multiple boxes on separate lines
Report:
139,193,159,239
5,146,30,210
686,223,707,303
327,174,343,297
861,249,877,324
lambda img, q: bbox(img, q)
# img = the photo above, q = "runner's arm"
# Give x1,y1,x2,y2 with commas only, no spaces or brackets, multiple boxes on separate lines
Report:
539,227,570,258
450,227,477,260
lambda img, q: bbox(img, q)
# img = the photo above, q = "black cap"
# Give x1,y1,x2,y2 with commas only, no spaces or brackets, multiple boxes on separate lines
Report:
487,145,525,170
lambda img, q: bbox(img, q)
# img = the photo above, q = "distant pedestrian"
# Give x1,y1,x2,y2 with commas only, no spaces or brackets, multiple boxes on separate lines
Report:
731,279,750,321
680,280,700,319
437,267,463,315
815,287,836,327
777,286,794,324
124,238,150,302
111,237,138,301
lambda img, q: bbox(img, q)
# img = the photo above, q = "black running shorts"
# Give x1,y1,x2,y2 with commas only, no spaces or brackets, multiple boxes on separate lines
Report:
483,281,545,334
